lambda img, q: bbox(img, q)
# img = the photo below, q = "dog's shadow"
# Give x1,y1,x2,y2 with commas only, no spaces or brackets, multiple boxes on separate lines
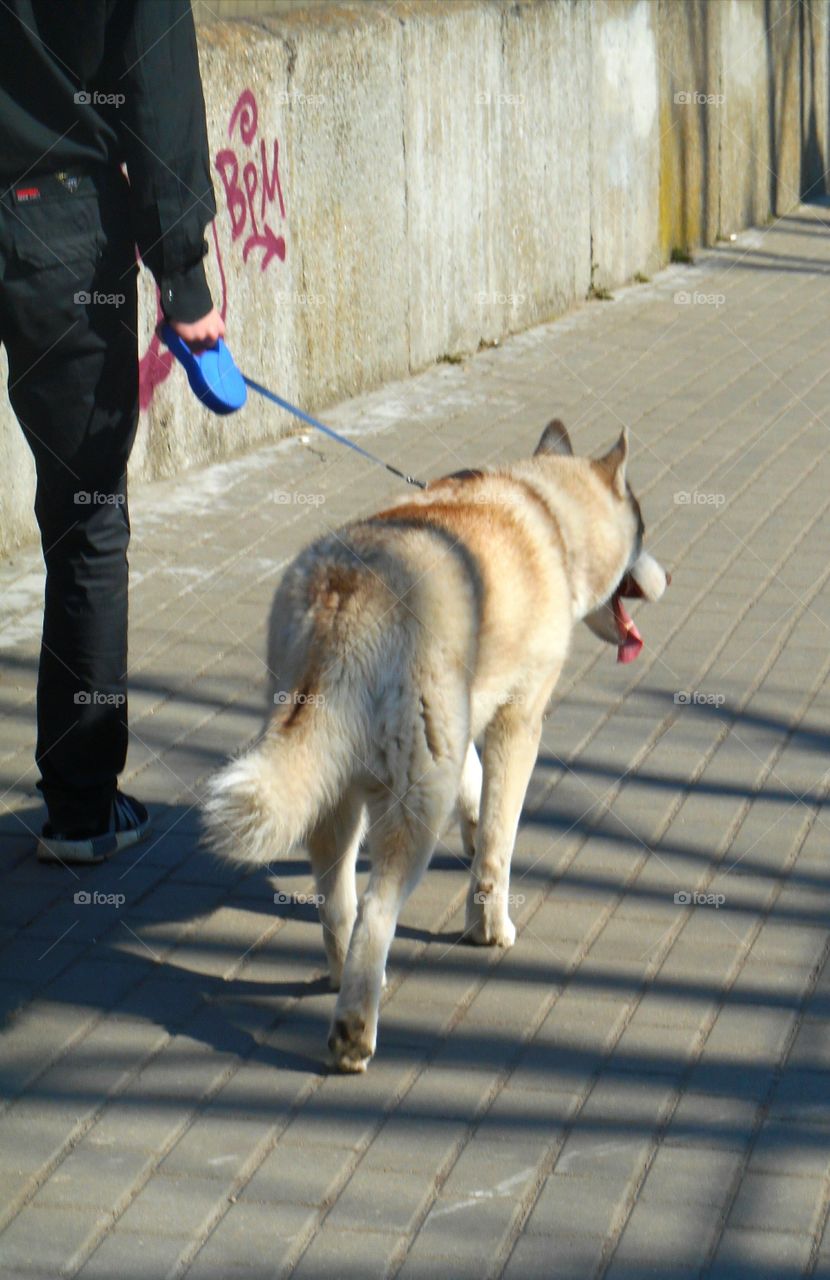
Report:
2,801,469,1086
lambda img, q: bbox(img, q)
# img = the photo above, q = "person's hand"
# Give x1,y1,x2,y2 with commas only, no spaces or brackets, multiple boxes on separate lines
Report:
166,307,225,353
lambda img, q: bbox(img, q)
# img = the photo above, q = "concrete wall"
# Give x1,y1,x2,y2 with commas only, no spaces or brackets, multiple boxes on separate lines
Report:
591,0,661,290
658,0,807,250
657,0,722,255
1,0,828,557
803,0,830,199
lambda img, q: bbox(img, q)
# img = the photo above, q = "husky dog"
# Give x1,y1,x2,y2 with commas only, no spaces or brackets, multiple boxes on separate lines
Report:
203,421,669,1072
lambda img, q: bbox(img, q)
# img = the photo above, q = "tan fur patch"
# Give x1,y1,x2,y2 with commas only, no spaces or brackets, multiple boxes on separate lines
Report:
373,498,546,597
506,477,570,572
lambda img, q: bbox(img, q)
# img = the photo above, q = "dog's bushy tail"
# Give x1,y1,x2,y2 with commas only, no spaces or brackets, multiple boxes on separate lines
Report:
202,702,354,865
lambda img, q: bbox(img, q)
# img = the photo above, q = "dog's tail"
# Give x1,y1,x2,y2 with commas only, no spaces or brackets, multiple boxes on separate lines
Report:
202,695,355,866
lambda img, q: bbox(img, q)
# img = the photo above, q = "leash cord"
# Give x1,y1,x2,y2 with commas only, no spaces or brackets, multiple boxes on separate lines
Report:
241,374,427,490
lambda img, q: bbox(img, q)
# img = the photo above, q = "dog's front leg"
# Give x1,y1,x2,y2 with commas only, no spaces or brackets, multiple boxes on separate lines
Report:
466,676,558,947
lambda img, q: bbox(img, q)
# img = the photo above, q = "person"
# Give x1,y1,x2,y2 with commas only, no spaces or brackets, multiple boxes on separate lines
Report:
0,1,223,863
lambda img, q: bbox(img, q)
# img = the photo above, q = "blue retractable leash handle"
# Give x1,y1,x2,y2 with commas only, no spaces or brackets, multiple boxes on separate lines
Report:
160,324,426,489
160,324,247,415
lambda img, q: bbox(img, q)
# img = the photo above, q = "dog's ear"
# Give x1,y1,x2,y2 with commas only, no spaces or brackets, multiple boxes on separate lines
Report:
534,419,573,458
595,429,629,498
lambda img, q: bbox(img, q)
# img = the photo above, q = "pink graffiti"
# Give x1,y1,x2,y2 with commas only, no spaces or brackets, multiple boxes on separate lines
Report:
228,88,259,145
137,295,173,412
137,87,285,408
215,88,286,272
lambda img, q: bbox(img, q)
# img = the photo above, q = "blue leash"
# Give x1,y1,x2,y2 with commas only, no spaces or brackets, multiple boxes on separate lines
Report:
159,324,427,491
241,375,427,490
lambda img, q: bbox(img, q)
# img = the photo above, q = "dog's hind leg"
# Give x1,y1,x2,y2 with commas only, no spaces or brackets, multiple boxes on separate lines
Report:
466,672,561,948
456,741,482,860
328,762,460,1073
307,790,366,991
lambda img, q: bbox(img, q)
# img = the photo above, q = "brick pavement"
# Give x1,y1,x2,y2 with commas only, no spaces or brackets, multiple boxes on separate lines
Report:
1,206,829,1278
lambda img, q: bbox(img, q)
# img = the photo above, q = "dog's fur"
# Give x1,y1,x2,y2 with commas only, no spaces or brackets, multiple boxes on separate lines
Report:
203,422,668,1072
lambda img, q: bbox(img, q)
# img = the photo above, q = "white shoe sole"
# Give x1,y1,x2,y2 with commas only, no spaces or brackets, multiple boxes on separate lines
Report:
36,821,149,865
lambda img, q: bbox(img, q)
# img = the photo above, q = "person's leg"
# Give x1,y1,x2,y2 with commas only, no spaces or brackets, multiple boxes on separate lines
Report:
0,171,140,839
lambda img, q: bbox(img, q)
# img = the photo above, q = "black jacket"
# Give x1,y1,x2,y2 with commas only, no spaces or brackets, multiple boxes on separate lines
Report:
0,0,216,322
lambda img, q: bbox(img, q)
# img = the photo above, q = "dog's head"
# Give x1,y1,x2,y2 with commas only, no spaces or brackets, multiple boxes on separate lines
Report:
534,420,670,663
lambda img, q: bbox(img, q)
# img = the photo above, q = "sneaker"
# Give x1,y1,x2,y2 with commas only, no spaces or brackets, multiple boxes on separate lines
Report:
37,793,150,865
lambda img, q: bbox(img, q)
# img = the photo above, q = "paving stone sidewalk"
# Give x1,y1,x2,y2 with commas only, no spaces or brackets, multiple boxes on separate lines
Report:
1,205,830,1280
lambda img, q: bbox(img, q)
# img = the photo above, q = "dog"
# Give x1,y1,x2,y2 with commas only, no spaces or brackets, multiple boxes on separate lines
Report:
203,420,669,1072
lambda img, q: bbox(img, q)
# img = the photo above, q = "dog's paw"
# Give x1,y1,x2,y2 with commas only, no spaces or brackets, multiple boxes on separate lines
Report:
466,891,517,948
328,1012,375,1074
467,914,517,948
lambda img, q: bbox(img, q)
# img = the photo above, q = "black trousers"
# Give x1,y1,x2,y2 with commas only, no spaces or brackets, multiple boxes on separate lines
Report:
0,168,139,835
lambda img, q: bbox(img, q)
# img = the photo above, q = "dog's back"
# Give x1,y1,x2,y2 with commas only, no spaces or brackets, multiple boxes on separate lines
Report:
203,463,573,866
